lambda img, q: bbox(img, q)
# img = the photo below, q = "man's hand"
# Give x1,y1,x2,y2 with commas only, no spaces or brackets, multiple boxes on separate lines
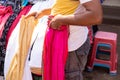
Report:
48,14,63,30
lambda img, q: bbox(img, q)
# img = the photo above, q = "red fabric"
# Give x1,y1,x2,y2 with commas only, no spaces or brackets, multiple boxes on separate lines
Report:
6,5,32,47
43,20,69,80
0,6,12,15
87,26,93,44
0,6,13,38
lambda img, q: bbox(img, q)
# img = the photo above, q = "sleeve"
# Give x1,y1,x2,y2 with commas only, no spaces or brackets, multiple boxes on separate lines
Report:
79,0,92,4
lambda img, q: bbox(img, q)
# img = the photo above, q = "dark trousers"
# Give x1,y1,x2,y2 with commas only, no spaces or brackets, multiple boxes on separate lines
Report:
65,38,90,80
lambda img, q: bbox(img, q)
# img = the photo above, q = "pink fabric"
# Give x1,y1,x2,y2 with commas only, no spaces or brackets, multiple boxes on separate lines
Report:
0,6,13,38
43,21,69,80
6,5,32,47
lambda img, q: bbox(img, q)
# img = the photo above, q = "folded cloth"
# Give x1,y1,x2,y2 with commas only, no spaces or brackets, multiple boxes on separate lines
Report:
0,5,13,38
43,16,69,80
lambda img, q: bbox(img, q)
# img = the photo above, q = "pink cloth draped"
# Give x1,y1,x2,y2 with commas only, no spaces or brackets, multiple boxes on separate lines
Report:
43,23,69,80
0,5,13,38
6,5,32,47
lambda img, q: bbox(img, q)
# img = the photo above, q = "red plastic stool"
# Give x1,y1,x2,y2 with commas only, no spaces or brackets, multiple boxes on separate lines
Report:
87,31,118,75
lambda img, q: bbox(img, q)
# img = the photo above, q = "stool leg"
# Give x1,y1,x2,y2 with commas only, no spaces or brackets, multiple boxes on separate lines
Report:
87,42,98,71
110,61,117,76
109,44,117,76
109,56,117,75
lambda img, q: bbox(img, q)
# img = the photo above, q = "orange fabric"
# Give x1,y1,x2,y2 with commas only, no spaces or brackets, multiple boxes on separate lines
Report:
6,9,51,80
6,15,38,80
6,5,32,47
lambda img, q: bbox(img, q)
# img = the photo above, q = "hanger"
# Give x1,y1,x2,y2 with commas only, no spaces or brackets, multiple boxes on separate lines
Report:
22,0,28,7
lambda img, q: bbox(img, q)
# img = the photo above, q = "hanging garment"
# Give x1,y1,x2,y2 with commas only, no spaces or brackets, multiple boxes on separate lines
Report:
0,6,12,76
0,0,21,75
5,8,51,80
0,0,21,54
29,15,48,75
43,18,69,80
1,0,21,40
4,2,41,78
6,5,32,47
4,17,21,80
29,0,49,4
5,1,54,80
0,5,13,38
6,14,39,80
24,0,54,75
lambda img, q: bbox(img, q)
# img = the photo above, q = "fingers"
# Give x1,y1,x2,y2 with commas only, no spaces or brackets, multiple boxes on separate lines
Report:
48,16,57,29
49,21,59,30
48,15,62,30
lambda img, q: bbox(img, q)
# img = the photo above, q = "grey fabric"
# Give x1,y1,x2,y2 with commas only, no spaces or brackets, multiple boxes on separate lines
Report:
65,37,90,80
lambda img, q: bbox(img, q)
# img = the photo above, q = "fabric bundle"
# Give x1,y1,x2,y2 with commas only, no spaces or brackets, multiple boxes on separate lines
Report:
5,8,51,80
0,5,13,38
43,23,69,80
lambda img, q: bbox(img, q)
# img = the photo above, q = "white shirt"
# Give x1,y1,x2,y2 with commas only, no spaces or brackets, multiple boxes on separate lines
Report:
68,0,91,51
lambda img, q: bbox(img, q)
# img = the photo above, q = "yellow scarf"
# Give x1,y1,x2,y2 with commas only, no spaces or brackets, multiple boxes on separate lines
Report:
51,0,79,15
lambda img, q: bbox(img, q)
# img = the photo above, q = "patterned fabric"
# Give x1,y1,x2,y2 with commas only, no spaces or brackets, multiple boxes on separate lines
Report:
0,5,13,76
0,0,21,54
0,0,21,76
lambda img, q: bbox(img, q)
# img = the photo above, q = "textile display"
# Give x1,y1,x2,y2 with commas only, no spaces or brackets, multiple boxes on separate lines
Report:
5,1,50,80
6,14,38,80
0,0,21,75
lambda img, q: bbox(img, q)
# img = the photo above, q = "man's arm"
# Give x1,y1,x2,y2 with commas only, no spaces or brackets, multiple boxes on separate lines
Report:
49,0,103,29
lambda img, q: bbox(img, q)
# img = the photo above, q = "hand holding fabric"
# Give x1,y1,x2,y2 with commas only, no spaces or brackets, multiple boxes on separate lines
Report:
48,14,64,30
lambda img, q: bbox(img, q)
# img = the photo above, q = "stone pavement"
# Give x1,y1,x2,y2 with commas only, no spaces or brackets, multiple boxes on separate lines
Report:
83,24,120,80
0,76,3,80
